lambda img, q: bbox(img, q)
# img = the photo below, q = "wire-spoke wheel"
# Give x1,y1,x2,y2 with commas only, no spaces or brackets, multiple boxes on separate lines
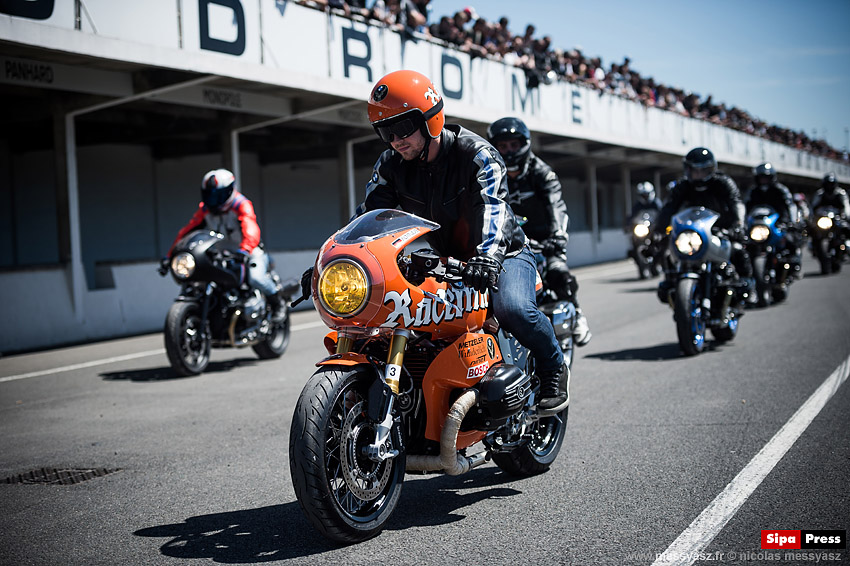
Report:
289,366,405,543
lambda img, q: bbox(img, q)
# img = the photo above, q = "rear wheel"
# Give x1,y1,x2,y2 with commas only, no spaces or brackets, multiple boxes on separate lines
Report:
164,302,210,376
252,314,290,359
289,366,405,543
492,370,568,477
674,278,705,356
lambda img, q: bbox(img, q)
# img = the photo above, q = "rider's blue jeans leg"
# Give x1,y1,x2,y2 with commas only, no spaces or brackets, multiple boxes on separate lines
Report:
490,246,564,374
248,248,277,296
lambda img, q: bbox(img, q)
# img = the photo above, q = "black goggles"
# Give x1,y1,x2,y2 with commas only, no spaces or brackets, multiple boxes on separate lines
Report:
373,116,420,143
372,99,443,143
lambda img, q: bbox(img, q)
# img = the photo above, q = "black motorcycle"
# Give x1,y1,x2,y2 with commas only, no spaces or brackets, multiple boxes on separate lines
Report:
527,238,578,369
160,230,298,376
627,208,665,279
812,206,848,274
745,206,796,307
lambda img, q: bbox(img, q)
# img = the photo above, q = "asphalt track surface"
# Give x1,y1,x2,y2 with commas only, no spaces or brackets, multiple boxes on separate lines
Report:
1,254,847,566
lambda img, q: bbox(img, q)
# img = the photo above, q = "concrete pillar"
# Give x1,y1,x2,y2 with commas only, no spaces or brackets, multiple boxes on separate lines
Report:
621,165,632,223
586,162,598,254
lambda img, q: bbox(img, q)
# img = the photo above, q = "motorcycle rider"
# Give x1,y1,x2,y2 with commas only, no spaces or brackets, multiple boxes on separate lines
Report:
745,162,801,274
654,147,753,301
626,181,666,277
810,172,850,261
163,169,287,323
630,181,663,216
303,70,569,414
485,116,591,346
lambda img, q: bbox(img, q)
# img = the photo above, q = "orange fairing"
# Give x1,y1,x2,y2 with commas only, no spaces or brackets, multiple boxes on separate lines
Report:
422,332,503,446
311,210,489,336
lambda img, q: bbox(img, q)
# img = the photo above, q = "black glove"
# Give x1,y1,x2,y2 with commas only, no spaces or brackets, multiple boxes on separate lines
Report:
300,267,314,300
541,235,568,257
462,255,501,292
158,257,170,276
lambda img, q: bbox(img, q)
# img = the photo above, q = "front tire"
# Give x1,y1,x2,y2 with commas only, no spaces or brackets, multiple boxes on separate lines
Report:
289,366,405,543
674,278,706,356
164,302,210,376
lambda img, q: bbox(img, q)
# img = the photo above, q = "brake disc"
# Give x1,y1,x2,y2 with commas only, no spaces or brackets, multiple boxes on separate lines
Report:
339,401,392,501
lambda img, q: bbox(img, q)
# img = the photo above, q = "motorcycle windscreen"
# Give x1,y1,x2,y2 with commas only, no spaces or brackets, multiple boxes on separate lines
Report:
335,209,440,244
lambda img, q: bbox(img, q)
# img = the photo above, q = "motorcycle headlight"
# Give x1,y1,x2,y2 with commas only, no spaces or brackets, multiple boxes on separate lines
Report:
633,224,650,238
318,260,369,317
816,216,833,230
675,230,703,256
749,225,770,242
170,253,196,279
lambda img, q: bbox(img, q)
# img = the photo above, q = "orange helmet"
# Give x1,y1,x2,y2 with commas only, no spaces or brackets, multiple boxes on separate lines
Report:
368,70,445,141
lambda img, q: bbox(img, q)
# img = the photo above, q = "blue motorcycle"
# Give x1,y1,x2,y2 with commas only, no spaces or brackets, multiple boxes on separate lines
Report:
663,207,745,356
746,206,795,307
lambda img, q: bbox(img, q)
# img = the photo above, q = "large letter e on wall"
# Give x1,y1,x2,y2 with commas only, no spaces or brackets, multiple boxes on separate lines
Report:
199,0,246,56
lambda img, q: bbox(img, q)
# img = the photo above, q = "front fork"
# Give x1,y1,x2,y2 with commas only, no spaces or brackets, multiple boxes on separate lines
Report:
336,329,409,463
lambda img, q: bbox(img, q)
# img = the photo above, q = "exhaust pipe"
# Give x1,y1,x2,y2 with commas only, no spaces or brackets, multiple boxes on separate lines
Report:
406,389,486,476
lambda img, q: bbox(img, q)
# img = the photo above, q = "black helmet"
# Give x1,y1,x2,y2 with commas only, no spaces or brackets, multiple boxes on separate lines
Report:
822,172,837,190
753,162,776,188
683,147,717,186
753,162,776,181
201,169,236,212
487,117,531,172
636,181,656,202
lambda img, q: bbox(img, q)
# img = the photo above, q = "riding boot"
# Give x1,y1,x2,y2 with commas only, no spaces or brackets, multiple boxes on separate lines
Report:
537,363,569,416
573,308,592,346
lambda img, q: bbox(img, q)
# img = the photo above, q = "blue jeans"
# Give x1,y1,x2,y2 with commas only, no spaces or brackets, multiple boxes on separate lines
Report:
248,248,277,297
491,246,563,374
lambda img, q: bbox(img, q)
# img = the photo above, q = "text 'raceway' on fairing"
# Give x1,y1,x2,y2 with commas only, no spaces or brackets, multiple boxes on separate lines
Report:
288,209,571,543
161,230,299,376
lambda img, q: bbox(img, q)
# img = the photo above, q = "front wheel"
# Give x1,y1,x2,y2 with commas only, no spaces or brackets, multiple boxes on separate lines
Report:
674,278,706,356
164,301,211,376
752,255,771,307
289,366,405,543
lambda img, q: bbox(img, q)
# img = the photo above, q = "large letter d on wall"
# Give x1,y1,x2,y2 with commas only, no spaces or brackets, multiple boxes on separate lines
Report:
199,0,246,56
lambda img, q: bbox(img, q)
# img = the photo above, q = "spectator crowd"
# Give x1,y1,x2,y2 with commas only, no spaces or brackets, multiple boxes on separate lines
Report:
295,0,846,161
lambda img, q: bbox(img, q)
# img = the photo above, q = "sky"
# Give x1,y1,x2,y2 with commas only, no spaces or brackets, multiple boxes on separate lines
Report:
426,0,850,153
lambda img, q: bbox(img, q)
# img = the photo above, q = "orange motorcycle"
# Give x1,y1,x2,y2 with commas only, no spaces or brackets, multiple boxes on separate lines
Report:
289,209,570,542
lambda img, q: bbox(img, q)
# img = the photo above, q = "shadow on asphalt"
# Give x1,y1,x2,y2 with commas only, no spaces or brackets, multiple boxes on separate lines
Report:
100,358,259,381
134,467,523,559
586,342,683,361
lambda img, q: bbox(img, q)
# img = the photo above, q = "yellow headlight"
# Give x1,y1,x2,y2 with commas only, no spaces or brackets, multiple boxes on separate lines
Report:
171,253,196,279
817,216,833,230
749,225,770,242
633,224,650,238
318,260,369,316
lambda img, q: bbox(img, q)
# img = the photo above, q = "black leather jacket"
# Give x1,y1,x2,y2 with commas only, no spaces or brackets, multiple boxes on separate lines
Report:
745,182,795,224
811,186,850,218
355,124,526,263
656,172,745,232
505,152,569,245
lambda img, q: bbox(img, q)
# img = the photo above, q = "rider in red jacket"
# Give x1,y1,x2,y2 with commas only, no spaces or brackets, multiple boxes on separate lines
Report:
166,169,286,321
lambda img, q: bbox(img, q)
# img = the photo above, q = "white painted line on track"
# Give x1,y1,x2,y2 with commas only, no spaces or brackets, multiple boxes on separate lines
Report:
652,353,850,566
0,319,328,384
